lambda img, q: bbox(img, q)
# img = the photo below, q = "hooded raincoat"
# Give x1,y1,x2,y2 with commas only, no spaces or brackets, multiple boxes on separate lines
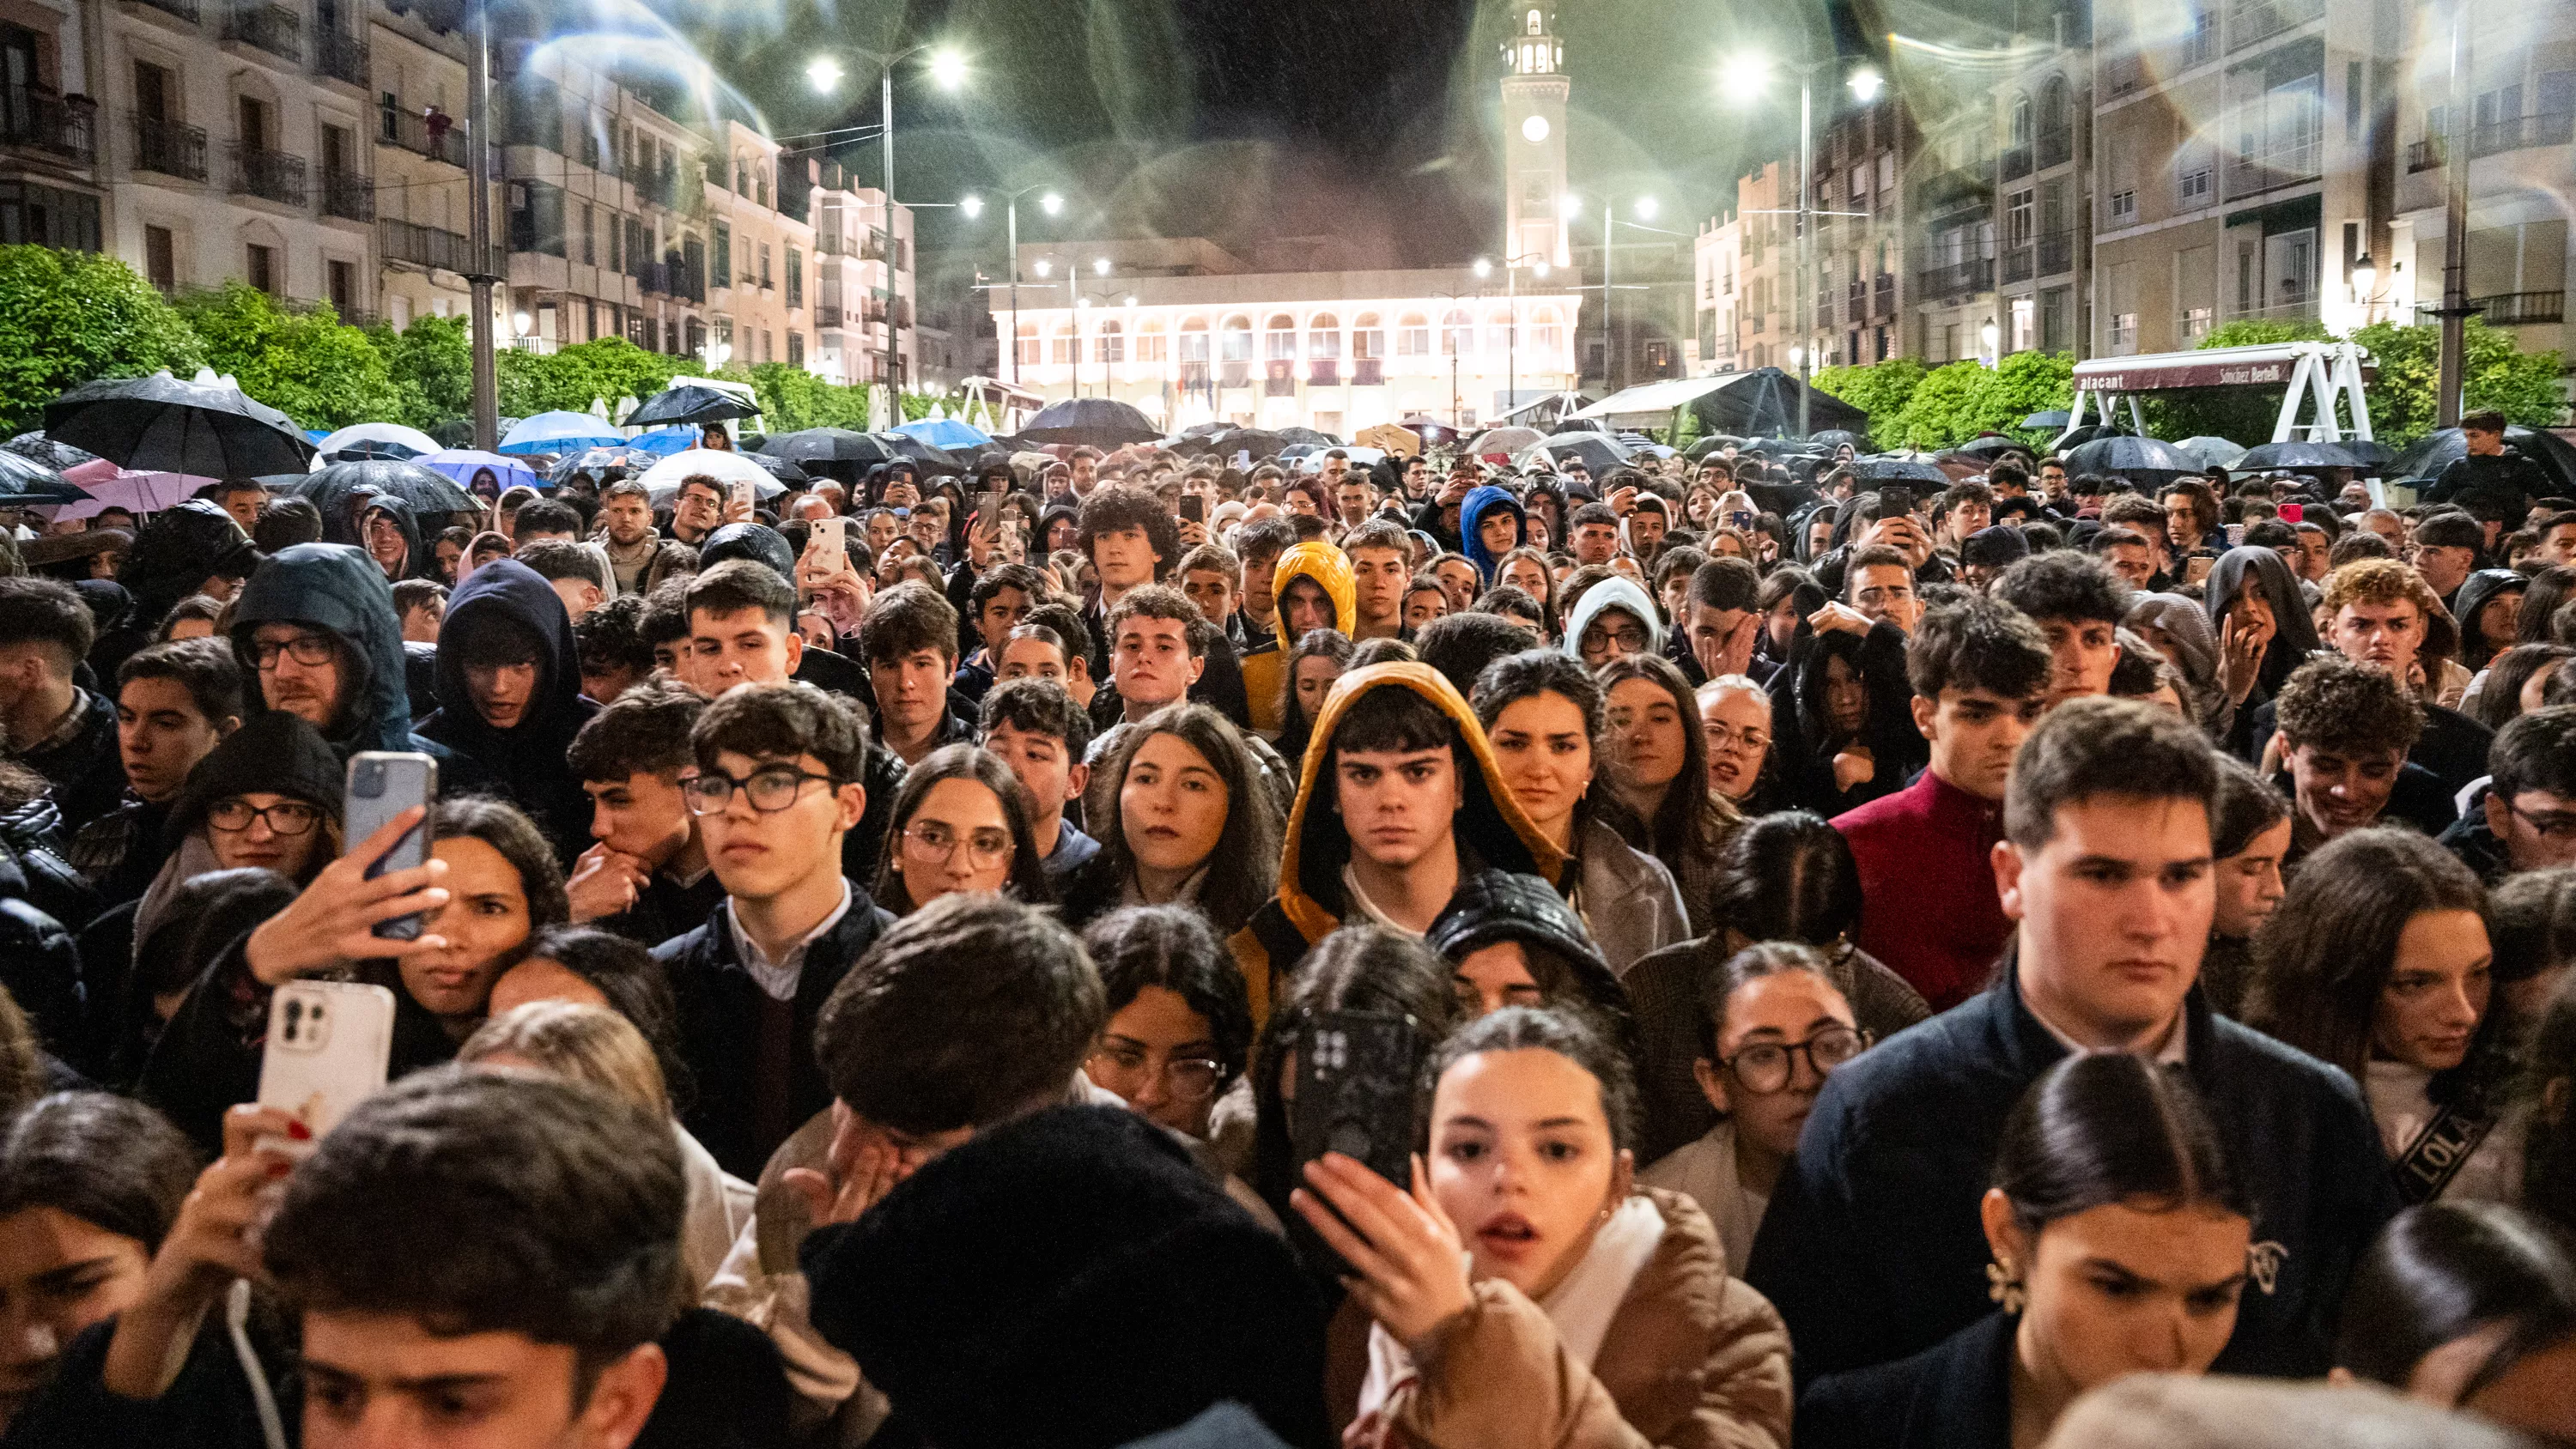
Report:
1458,484,1527,585
1560,575,1666,664
2451,568,2526,674
358,495,426,581
2203,544,2322,732
416,559,600,859
89,499,261,683
1230,663,1564,1016
1247,542,1359,742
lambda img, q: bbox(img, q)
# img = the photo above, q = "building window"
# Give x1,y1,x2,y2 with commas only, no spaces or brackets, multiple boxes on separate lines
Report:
788,331,804,367
1530,306,1562,356
580,204,595,264
712,221,730,286
2109,189,2136,222
1352,312,1383,360
2009,295,2035,352
1218,316,1253,363
0,182,102,252
1016,322,1040,366
2111,312,2139,350
2177,166,2211,205
1178,318,1209,362
1396,312,1429,355
1137,318,1167,361
1264,313,1296,361
2006,189,2034,246
1051,321,1077,364
1097,320,1123,363
759,243,771,288
1442,309,1473,356
1307,313,1340,358
246,243,276,295
786,247,801,306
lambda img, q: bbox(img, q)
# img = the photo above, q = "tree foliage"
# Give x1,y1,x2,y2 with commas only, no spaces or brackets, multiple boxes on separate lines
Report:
1811,357,1926,451
2348,317,2564,447
497,336,684,420
370,314,472,431
748,361,873,432
177,284,405,430
0,247,201,433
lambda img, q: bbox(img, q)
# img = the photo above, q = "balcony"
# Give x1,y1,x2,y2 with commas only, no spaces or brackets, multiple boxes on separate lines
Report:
2414,112,2576,172
129,0,199,21
2227,139,2320,198
2230,0,2324,51
1352,358,1384,385
2038,230,2075,275
226,4,301,64
2001,144,2032,181
633,260,671,296
2477,290,2567,325
378,106,469,167
813,304,842,329
814,229,848,257
313,27,366,87
379,218,498,275
2036,126,2074,169
1917,255,1996,299
319,170,372,221
133,116,208,180
230,145,306,206
2003,246,2035,283
2,88,96,162
1873,274,1897,317
2233,294,2319,324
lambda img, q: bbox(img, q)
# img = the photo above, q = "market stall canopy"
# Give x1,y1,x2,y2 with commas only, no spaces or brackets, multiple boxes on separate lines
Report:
2071,343,2372,393
45,370,316,478
500,411,624,456
1571,367,1868,439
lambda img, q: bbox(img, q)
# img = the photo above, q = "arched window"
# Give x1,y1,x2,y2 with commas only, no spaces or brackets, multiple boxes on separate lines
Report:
1397,312,1430,356
1484,307,1515,355
2040,77,2070,135
1265,312,1297,361
1138,316,1168,362
1051,318,1078,365
2010,94,2032,148
1352,312,1384,360
1528,9,1542,34
1529,305,1562,356
1307,313,1341,359
1442,308,1473,356
1179,317,1211,363
1097,318,1123,364
1015,320,1040,366
1218,315,1253,362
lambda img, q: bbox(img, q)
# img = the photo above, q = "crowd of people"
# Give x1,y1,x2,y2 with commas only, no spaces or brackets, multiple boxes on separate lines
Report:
0,406,2573,1447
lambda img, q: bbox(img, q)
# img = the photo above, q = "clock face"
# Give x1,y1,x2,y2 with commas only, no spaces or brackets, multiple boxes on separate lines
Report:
1521,113,1551,143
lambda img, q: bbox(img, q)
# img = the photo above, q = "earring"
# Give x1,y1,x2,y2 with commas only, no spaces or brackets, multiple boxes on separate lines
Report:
1986,1256,2026,1315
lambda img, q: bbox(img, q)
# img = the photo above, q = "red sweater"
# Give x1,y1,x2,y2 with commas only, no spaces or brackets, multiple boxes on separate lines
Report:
1832,769,2012,1011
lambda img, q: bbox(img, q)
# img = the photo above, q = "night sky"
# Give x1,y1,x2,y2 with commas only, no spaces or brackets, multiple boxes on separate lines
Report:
638,0,1999,264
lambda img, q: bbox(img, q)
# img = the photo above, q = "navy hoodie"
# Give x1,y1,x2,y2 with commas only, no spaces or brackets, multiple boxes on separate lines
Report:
416,559,599,860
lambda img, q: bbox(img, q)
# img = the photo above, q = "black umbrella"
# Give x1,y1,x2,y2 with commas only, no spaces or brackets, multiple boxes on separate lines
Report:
1529,433,1632,476
1018,397,1163,447
2238,440,2361,470
295,459,478,520
4,433,102,471
2341,438,2396,472
2021,409,2073,429
1810,428,1868,452
1277,426,1340,447
870,432,968,476
0,452,92,506
44,371,316,478
2390,426,2576,492
1951,434,2028,459
623,385,760,428
2063,434,2202,486
1209,428,1288,460
744,452,812,485
1178,421,1227,439
1849,455,1951,485
762,427,896,466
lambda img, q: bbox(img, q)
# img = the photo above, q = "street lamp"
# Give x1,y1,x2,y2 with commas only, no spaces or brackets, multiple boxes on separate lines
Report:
2351,253,2379,324
809,41,966,408
1720,47,1885,436
958,184,1066,385
1574,192,1684,396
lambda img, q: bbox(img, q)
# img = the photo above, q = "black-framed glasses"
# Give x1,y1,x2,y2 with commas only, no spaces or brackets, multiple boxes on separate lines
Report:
682,766,841,816
901,821,1012,869
1581,624,1650,655
207,798,322,835
1721,1024,1870,1094
1086,1044,1227,1102
251,634,337,670
2501,797,2576,843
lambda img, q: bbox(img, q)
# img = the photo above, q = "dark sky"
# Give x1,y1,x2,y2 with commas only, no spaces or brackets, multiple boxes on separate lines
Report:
652,0,1995,264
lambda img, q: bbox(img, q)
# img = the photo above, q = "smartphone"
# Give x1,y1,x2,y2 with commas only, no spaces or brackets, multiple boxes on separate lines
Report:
2185,551,2218,585
1877,486,1918,520
1287,1009,1426,1270
730,480,756,515
257,979,397,1153
807,515,847,577
345,752,436,941
2279,502,2305,524
1178,494,1206,524
2226,523,2247,547
978,490,1005,529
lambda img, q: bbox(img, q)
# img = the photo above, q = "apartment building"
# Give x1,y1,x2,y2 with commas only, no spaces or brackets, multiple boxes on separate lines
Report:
1997,22,2093,356
702,118,811,370
2,0,106,249
368,0,478,325
806,157,916,390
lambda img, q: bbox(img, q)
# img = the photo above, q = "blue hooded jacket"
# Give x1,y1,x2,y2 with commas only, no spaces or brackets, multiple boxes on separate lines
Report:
228,543,483,791
1458,484,1526,585
416,559,599,859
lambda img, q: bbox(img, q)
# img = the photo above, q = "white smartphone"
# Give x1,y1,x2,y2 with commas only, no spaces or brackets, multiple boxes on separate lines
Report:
808,515,848,576
257,979,397,1152
345,752,436,941
730,480,756,515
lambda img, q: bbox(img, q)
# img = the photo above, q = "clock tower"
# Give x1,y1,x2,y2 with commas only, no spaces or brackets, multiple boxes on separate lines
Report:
1499,5,1570,268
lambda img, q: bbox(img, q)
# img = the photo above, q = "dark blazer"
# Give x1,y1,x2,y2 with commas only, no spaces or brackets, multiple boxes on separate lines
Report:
1745,960,2398,1384
654,885,895,1179
1796,1309,2014,1449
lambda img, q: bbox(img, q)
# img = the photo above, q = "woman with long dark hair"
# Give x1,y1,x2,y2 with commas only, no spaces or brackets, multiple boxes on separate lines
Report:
1596,652,1737,931
1273,628,1352,770
873,744,1054,912
1775,617,1921,815
1059,704,1281,944
2248,828,2512,1202
2206,544,2322,756
2332,1201,2576,1442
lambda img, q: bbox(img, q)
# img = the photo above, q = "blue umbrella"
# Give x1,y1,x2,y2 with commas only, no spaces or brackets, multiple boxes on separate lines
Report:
420,448,544,494
626,427,702,457
890,416,992,451
498,410,624,455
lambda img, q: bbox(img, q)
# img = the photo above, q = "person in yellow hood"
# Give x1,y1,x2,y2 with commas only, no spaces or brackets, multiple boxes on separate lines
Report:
1231,661,1565,1012
1241,539,1356,743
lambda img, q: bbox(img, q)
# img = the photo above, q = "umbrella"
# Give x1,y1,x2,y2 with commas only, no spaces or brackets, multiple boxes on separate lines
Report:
295,459,478,518
2341,438,2396,472
499,411,625,455
890,416,992,451
4,433,102,471
2391,426,2576,492
1849,455,1951,485
623,385,759,427
1354,423,1419,458
2063,434,2203,486
2021,409,2073,429
635,448,788,503
1522,433,1632,476
627,427,704,458
318,421,440,460
2172,436,2248,469
1950,434,2026,459
1018,397,1163,447
50,458,205,517
2238,440,2361,470
1202,428,1285,461
1809,428,1868,452
1468,426,1547,457
744,452,812,485
44,370,316,478
549,446,657,484
1178,421,1229,439
1278,426,1340,447
762,428,896,465
0,452,92,506
871,432,969,476
1296,447,1386,473
420,448,544,495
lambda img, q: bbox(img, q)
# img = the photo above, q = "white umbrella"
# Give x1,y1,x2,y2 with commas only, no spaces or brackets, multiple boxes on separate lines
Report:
317,421,440,458
635,447,787,502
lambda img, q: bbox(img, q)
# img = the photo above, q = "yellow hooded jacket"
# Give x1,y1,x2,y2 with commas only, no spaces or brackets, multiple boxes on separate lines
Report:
1239,540,1357,737
1230,661,1566,1021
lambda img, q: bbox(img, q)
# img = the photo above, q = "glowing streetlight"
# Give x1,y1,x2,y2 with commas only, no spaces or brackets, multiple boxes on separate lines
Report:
927,48,967,90
1034,258,1052,277
1847,66,1885,102
1092,257,1111,276
1040,192,1064,215
1473,257,1492,278
958,194,984,218
1634,196,1659,221
1718,52,1771,97
805,56,845,93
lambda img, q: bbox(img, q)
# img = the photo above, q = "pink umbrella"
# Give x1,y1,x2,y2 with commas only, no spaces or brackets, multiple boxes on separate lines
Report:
45,458,211,519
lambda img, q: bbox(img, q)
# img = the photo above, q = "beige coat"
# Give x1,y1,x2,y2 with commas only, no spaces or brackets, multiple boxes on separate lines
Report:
1326,1188,1792,1449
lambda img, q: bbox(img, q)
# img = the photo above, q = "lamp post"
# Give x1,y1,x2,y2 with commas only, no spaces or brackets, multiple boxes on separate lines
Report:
1433,288,1475,427
959,186,1063,386
1482,252,1554,423
811,45,964,415
1720,50,1883,437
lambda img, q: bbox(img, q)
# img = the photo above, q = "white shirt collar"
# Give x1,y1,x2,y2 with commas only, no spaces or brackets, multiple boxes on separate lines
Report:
2023,982,2189,1065
726,879,854,1003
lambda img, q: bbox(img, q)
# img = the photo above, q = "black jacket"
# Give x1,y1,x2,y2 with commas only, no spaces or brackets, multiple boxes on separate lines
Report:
2247,696,2493,800
0,843,82,1067
653,884,895,1179
93,499,260,681
2439,798,2512,883
15,687,124,834
1745,961,2398,1383
594,867,730,952
416,559,599,861
2425,449,2554,525
1795,1309,2012,1449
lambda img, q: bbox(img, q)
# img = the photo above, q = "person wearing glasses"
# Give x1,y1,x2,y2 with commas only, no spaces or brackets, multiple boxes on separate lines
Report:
653,684,895,1178
1642,942,1868,1276
876,744,1054,913
1560,573,1663,671
1078,904,1253,1140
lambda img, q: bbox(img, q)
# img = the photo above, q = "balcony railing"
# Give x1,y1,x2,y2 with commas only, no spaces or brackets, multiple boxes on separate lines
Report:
633,260,671,296
1352,359,1384,385
379,217,499,275
1917,256,1996,299
2406,137,2442,172
226,3,301,63
377,106,471,167
2036,126,2074,168
319,170,371,221
2002,246,2035,283
2230,0,2324,51
130,0,200,21
2233,294,2319,324
2001,144,2032,180
133,116,208,180
313,27,366,86
2,88,96,161
230,144,307,205
2227,140,2320,197
2477,290,2567,325
813,304,842,329
2475,110,2576,155
2038,230,2075,275
1873,274,1896,317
